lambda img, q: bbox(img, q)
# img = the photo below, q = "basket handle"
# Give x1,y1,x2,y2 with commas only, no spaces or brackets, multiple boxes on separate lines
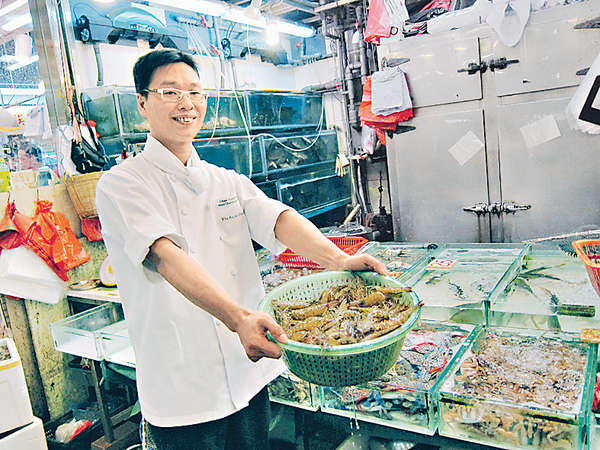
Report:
265,332,278,344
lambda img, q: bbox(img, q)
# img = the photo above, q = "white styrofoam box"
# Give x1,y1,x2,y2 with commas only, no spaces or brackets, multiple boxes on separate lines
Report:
0,338,34,434
0,246,65,304
0,417,47,450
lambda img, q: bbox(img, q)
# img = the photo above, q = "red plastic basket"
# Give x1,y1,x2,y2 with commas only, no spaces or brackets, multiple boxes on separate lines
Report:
277,236,368,269
572,239,600,298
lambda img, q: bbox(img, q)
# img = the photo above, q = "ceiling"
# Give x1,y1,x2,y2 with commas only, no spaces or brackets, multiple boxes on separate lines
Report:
0,0,32,43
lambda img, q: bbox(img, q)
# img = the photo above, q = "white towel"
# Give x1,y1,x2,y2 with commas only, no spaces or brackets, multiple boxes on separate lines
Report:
371,67,412,115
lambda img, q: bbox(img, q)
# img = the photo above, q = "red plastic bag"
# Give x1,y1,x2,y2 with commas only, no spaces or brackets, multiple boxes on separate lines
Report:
81,218,103,242
365,0,391,44
359,76,414,131
33,200,90,274
0,202,23,251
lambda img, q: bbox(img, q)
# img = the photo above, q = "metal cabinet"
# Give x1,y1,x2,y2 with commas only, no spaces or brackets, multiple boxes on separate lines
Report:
381,1,600,242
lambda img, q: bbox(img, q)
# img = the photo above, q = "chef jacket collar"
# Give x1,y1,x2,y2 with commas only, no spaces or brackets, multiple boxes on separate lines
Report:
142,134,202,177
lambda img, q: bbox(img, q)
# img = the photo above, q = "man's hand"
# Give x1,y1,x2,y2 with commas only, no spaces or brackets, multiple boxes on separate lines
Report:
339,253,389,275
234,311,288,362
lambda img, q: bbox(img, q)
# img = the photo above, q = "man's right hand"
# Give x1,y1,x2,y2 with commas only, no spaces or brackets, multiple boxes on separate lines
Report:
233,310,288,362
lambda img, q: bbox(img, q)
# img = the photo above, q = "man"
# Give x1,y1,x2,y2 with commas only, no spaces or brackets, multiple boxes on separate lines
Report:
96,49,386,450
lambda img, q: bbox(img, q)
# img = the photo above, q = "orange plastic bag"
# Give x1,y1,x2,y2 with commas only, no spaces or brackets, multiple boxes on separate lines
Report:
33,200,90,274
6,202,67,281
0,202,23,250
365,0,391,44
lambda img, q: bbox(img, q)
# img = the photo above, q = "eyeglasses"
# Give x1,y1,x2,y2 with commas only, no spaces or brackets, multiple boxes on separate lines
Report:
142,87,207,104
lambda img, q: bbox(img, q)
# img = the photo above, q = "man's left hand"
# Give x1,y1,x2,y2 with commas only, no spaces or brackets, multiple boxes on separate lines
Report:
339,254,388,275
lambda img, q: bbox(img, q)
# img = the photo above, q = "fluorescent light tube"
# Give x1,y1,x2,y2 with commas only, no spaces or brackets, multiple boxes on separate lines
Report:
273,19,314,38
150,0,226,17
0,0,27,18
2,13,32,32
7,54,39,71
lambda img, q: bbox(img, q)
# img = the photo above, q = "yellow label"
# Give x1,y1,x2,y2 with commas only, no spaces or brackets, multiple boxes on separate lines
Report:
0,360,20,371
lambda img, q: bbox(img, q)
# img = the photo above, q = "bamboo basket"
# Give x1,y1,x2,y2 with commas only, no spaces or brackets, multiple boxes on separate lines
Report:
63,172,104,219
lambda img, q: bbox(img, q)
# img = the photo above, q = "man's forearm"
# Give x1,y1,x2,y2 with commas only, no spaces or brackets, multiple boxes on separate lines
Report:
149,237,249,332
274,209,349,270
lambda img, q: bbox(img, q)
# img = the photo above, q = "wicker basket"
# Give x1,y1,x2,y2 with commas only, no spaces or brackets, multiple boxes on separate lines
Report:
64,172,104,219
258,271,421,386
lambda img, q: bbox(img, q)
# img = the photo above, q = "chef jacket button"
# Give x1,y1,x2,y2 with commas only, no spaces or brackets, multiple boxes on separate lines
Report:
219,235,224,241
230,270,237,277
181,209,189,216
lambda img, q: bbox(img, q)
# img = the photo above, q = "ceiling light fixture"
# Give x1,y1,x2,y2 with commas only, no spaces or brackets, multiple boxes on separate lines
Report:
150,0,313,38
0,0,27,18
2,13,32,32
149,0,226,18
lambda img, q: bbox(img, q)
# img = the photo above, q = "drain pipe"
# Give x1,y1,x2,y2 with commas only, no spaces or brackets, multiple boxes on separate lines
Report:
93,42,103,86
355,6,370,82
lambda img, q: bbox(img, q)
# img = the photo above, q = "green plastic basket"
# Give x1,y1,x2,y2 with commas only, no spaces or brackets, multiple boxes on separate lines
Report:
258,271,421,387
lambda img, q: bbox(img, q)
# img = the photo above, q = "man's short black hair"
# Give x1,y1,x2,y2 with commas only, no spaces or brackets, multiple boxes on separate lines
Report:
133,49,199,96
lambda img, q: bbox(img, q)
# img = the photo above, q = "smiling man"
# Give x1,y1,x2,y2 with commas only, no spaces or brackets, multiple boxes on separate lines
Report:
95,49,386,449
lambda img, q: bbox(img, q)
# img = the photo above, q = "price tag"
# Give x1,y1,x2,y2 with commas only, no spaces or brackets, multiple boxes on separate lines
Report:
426,259,457,270
581,328,600,343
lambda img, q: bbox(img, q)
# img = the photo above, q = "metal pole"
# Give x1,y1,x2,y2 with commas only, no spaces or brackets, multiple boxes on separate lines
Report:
90,360,115,443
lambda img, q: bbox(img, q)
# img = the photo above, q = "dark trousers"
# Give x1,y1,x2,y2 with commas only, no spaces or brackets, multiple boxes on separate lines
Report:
143,387,271,450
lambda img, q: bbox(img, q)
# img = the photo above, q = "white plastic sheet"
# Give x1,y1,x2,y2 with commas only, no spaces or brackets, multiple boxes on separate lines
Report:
566,50,600,135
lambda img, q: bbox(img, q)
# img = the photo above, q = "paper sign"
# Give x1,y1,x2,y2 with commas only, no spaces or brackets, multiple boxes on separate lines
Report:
448,131,484,166
520,115,561,148
427,259,457,270
581,328,600,343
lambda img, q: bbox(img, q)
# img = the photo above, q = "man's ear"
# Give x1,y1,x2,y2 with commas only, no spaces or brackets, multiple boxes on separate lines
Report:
137,93,147,117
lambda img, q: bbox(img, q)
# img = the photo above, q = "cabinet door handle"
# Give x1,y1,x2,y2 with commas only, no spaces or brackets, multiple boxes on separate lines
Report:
457,61,487,75
577,67,590,76
489,58,520,71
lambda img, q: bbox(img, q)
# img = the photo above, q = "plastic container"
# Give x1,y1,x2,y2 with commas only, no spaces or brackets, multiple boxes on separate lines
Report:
489,246,600,331
50,303,124,360
356,242,439,278
437,327,596,450
258,271,421,386
277,236,368,269
98,320,136,368
0,338,34,434
319,321,478,435
572,239,600,298
267,370,320,411
402,243,527,324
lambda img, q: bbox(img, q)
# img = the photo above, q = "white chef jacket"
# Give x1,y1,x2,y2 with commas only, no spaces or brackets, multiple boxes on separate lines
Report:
95,135,289,427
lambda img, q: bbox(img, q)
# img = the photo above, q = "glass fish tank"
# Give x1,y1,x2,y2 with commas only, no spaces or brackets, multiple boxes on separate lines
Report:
356,242,439,278
246,91,322,131
489,245,600,332
437,327,595,450
278,171,351,218
263,130,338,177
403,244,527,324
116,87,149,134
82,86,121,139
196,90,248,137
83,87,248,142
193,136,263,178
268,370,320,411
319,321,477,435
256,181,278,201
